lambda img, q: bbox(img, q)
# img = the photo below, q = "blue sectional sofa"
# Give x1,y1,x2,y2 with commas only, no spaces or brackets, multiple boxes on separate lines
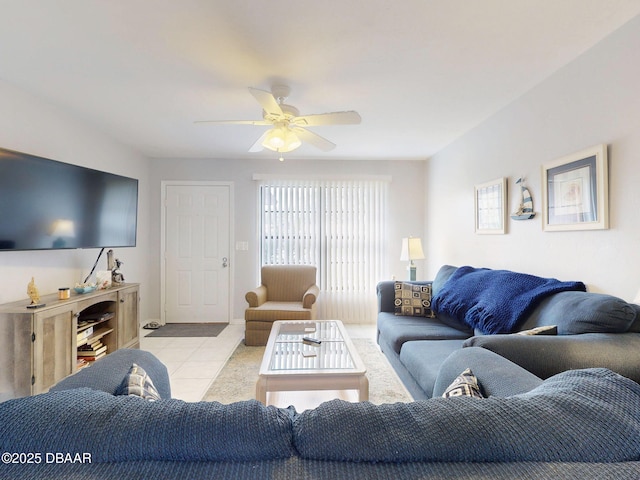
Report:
377,264,640,400
2,348,640,478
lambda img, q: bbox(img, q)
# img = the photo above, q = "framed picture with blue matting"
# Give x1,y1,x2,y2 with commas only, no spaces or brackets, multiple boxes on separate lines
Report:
542,144,608,231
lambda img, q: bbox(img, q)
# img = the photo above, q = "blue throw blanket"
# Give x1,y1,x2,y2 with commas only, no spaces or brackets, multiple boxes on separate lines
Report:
431,266,586,334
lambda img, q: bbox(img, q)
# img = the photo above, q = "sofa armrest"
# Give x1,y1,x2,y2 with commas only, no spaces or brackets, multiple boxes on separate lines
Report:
245,285,267,307
464,333,640,383
50,349,171,399
303,284,320,309
433,347,543,398
376,281,396,313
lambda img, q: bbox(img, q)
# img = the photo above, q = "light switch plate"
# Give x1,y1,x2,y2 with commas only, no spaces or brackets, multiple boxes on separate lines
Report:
235,241,249,251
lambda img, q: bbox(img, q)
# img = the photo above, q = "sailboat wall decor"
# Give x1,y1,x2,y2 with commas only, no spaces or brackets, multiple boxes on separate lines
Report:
511,178,536,220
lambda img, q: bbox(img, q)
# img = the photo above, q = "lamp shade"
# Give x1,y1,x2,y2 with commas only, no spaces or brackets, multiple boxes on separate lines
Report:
400,237,425,261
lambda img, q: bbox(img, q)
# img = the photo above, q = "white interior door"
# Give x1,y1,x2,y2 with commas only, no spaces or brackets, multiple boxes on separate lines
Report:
163,183,231,323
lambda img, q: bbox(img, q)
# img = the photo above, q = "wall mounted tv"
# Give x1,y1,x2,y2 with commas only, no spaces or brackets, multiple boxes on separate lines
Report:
0,147,138,251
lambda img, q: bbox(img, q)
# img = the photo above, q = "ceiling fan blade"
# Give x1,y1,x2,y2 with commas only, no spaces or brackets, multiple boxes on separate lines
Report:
292,111,361,126
248,87,283,117
248,131,269,152
292,127,336,151
194,120,271,125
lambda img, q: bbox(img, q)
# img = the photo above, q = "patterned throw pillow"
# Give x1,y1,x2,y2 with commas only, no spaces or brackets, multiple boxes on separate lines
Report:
394,282,434,317
516,325,558,335
442,368,484,399
115,363,161,401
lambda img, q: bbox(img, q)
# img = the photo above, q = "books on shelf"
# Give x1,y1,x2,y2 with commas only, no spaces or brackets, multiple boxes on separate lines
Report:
76,358,90,369
81,353,106,362
77,343,107,355
76,309,115,362
77,340,107,361
79,311,114,323
76,326,94,343
77,311,114,329
77,346,107,356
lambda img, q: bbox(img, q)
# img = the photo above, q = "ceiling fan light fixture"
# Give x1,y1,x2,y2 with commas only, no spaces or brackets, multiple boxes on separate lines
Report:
283,129,301,151
200,85,360,154
263,128,285,150
262,127,301,153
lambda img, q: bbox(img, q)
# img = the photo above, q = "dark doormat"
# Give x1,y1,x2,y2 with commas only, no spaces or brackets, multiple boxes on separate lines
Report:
145,323,227,338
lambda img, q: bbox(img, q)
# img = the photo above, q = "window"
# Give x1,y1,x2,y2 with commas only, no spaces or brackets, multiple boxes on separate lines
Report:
257,177,387,322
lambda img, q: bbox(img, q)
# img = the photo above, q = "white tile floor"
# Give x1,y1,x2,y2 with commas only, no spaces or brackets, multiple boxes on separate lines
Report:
139,320,378,402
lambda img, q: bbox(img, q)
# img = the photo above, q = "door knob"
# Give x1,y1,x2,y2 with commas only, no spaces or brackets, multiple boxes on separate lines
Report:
222,257,228,268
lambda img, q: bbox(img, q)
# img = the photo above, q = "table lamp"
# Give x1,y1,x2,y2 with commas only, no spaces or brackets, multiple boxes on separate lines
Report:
400,237,425,281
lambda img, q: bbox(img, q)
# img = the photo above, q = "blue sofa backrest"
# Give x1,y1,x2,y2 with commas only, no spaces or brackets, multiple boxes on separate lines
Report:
520,290,639,334
4,369,640,464
432,265,638,335
293,369,640,463
0,391,296,463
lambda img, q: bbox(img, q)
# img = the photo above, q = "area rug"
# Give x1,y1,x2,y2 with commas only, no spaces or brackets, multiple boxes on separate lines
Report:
202,338,413,405
145,323,227,337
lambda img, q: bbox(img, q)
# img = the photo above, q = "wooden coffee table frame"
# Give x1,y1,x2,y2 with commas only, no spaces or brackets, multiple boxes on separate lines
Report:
256,320,369,410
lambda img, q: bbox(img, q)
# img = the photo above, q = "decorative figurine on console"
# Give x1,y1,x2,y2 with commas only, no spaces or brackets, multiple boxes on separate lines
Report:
112,258,125,284
26,277,45,309
107,249,125,285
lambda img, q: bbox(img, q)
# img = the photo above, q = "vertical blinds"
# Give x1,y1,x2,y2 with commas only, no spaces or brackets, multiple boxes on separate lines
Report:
259,178,387,323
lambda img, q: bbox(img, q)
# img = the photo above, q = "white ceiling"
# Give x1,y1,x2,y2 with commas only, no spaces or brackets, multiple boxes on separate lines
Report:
1,1,639,161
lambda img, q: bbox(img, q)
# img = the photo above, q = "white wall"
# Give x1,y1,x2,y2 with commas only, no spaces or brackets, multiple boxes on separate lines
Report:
6,12,637,325
0,80,151,321
147,158,426,321
425,14,640,300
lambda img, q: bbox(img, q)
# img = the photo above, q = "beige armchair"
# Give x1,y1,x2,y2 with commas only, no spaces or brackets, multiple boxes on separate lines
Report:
244,265,319,346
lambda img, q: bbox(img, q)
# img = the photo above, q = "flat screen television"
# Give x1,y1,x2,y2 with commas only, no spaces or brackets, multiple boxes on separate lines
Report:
0,147,138,251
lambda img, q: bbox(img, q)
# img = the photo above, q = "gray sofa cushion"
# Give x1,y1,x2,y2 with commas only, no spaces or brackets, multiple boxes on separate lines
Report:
628,304,640,331
463,332,640,383
378,313,470,354
293,368,640,463
0,390,296,462
519,291,637,334
434,311,474,333
399,339,467,397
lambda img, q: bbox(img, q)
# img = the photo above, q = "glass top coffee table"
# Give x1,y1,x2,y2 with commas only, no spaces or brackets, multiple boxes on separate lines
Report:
256,320,369,411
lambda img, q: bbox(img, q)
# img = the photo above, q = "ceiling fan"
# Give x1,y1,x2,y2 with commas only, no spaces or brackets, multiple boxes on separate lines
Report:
195,85,361,156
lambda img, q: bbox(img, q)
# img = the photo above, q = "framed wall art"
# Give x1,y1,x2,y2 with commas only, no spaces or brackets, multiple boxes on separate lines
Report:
475,177,507,234
542,144,608,231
